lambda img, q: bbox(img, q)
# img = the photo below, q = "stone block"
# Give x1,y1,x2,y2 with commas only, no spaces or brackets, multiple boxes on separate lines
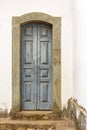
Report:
16,128,26,130
27,129,35,130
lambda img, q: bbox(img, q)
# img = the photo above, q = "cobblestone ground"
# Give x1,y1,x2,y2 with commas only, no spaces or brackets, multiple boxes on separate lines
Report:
0,119,76,130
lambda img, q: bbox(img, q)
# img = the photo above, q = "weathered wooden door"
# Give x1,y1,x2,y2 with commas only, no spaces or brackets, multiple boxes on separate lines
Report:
21,23,52,110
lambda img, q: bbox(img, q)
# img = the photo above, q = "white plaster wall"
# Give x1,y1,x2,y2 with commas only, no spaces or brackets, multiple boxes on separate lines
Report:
0,0,73,110
74,0,87,109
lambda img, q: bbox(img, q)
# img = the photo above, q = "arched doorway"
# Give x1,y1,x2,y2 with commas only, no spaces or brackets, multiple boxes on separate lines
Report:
12,12,61,112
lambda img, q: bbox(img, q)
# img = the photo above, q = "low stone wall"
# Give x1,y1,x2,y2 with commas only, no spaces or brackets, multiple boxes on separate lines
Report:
67,98,87,130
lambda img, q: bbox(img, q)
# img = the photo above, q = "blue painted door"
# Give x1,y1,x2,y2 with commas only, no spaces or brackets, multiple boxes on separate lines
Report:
21,23,52,110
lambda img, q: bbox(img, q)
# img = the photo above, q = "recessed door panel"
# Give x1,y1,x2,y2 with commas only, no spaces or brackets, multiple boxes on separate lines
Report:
21,23,52,110
40,41,49,65
25,41,33,64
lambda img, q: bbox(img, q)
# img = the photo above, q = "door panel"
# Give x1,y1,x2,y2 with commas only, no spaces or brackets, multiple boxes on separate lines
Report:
21,23,52,110
40,41,48,64
21,23,37,110
25,41,33,64
40,82,49,102
37,24,52,110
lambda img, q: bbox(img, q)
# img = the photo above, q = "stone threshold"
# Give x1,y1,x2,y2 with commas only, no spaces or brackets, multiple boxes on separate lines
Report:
19,111,53,115
10,110,61,120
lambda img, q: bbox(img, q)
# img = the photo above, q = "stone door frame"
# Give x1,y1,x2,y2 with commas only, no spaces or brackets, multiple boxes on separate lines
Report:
12,12,61,112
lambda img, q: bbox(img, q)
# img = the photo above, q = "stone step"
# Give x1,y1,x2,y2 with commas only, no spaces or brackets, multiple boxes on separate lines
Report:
0,119,76,130
10,111,61,120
